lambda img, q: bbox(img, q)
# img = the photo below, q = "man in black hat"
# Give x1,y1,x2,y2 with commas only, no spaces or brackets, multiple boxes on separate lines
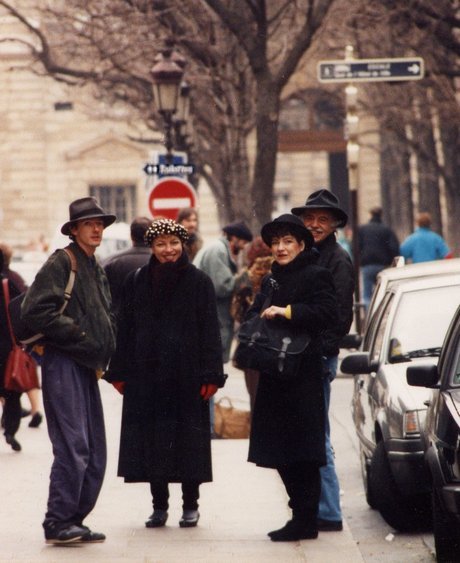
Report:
21,197,117,545
292,189,354,533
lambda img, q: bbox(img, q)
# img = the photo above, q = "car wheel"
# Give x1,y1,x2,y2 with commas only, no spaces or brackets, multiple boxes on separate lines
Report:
432,488,460,562
359,443,377,509
369,441,431,532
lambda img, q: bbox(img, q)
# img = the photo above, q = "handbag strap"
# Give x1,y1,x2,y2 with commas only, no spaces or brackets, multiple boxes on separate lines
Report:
2,278,17,345
260,283,275,312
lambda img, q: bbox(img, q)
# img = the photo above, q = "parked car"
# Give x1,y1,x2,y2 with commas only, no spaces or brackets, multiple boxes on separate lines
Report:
407,304,460,561
341,273,460,531
10,250,48,287
341,258,460,350
365,257,460,331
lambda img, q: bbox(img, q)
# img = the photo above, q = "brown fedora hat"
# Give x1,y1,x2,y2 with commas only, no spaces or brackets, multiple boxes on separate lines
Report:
61,197,116,235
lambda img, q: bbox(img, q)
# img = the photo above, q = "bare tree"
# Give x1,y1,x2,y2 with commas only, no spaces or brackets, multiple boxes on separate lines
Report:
0,0,335,230
321,0,460,250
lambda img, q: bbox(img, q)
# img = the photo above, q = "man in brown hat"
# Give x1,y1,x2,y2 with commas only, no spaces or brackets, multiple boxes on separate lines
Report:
292,189,354,533
21,197,117,544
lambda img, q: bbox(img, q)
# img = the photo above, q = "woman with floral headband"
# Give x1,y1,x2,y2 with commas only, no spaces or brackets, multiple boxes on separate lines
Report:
105,218,226,529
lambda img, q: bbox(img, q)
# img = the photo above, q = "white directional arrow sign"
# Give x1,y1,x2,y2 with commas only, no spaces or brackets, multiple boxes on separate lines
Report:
317,57,425,83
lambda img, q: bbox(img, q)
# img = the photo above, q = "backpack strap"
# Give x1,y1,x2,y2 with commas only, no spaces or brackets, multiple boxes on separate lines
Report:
61,247,77,307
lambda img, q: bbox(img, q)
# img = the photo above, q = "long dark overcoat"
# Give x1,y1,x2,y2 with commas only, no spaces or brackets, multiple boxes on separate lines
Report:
247,250,337,469
106,254,225,483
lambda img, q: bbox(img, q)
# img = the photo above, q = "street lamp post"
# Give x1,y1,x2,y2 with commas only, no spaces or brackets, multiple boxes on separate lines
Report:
174,81,191,151
151,47,186,164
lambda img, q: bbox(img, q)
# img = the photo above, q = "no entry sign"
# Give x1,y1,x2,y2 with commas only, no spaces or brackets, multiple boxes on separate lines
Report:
147,177,198,220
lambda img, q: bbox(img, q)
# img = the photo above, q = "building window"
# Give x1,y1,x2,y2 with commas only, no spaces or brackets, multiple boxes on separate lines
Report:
89,184,136,223
54,102,73,111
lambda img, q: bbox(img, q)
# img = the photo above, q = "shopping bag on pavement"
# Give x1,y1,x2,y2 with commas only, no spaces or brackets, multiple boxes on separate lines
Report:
214,397,250,439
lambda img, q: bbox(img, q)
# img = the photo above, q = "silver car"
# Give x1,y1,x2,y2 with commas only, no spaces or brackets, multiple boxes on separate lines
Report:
341,273,460,531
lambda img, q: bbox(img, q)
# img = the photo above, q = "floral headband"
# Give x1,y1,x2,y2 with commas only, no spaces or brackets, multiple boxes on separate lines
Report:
144,218,190,246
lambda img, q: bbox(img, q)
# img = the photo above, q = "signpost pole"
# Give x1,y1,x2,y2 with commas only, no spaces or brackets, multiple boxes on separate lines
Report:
317,49,425,334
344,45,362,334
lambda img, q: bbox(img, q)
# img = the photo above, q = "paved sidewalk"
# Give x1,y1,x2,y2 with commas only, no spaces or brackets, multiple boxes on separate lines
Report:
0,367,363,562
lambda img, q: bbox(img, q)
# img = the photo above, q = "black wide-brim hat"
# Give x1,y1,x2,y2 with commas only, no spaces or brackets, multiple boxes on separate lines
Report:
261,214,314,249
61,196,117,235
291,189,348,228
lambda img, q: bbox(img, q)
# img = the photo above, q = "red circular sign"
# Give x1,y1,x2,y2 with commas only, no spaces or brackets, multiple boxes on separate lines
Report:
148,177,198,220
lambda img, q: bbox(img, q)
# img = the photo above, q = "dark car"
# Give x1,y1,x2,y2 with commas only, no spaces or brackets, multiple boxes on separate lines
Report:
342,274,460,531
407,303,460,561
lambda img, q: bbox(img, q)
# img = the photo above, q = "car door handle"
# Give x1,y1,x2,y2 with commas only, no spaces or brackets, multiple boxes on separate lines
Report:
423,400,431,407
358,379,364,389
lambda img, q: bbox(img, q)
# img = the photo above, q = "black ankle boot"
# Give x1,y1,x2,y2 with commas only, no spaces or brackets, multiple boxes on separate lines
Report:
268,519,318,542
145,509,168,528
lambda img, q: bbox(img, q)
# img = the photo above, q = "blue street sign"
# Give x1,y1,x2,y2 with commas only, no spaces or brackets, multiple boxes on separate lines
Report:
317,57,424,83
143,154,195,178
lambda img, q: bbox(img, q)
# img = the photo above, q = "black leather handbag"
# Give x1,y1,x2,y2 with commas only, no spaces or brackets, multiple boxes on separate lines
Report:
234,291,311,378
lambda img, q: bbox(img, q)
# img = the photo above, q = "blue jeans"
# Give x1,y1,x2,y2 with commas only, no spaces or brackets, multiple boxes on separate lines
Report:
318,355,342,522
361,264,385,309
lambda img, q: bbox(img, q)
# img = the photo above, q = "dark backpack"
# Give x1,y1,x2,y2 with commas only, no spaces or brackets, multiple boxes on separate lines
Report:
8,247,77,345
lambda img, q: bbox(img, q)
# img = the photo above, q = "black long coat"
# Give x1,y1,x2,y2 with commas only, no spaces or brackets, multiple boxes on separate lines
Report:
106,253,225,483
247,250,337,469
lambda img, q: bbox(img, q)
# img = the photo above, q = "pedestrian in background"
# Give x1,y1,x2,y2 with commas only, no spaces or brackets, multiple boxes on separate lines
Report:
292,189,354,533
193,220,252,435
105,219,226,530
0,242,43,428
0,248,23,452
357,206,399,309
231,236,272,415
193,221,253,363
102,216,151,315
247,214,337,542
177,207,203,261
21,197,117,545
400,211,451,263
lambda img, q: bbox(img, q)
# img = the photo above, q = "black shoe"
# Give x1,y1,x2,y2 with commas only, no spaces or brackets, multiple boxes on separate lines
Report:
268,520,318,542
21,408,31,418
179,509,200,528
45,524,86,544
29,412,43,428
145,509,168,528
79,529,106,543
317,518,343,532
5,434,21,452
